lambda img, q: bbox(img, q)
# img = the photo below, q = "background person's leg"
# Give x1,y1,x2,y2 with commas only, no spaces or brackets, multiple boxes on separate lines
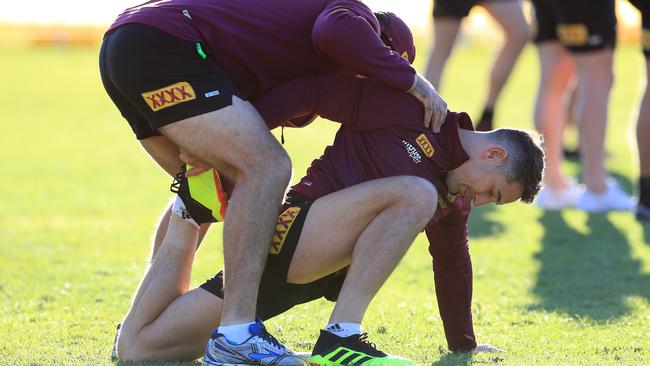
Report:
636,58,650,218
476,0,528,131
572,48,633,212
571,49,613,194
425,18,462,89
159,96,292,328
534,43,575,191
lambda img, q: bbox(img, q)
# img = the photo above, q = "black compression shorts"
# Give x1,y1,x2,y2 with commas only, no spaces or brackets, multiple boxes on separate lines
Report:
629,0,650,57
433,0,515,19
200,199,346,321
531,0,616,53
99,24,239,140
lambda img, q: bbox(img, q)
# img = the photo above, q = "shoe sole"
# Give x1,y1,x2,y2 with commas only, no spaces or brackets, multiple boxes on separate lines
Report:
203,354,308,366
203,362,306,366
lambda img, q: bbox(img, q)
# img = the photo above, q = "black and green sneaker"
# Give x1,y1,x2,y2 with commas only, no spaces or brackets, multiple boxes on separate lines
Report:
308,330,414,365
170,164,228,224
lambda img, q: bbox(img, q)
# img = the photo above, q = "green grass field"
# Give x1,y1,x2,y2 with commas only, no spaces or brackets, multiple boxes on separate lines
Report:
1,37,649,365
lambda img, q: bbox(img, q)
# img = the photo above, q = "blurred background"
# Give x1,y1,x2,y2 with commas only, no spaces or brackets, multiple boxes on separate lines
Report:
1,1,649,365
0,1,642,45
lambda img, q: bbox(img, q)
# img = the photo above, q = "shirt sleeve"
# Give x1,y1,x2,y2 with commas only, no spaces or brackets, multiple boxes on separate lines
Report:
252,74,423,132
425,215,477,352
311,3,415,91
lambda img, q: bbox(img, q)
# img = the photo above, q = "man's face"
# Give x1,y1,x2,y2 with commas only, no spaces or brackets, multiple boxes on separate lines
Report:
446,147,524,207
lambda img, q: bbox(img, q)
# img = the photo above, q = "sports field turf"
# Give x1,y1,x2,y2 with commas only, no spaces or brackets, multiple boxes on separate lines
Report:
1,38,649,365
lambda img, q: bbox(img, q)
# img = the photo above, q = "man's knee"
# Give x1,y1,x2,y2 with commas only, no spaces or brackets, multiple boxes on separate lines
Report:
394,176,438,222
116,329,150,361
239,147,291,192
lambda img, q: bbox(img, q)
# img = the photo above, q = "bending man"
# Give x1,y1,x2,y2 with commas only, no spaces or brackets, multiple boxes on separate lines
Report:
101,1,446,363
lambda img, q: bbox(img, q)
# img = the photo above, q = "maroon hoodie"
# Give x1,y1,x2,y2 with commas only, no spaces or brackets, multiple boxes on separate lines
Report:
106,0,415,99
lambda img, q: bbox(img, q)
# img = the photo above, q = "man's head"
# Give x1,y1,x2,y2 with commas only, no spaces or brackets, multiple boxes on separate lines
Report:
374,11,416,64
447,128,545,207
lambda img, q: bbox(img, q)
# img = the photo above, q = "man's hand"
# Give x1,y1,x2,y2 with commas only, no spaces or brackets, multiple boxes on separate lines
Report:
179,149,211,177
407,73,448,132
473,344,505,353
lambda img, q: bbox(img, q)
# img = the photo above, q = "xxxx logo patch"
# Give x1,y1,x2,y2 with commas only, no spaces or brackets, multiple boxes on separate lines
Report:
141,81,196,112
556,24,588,46
416,134,434,158
269,206,301,254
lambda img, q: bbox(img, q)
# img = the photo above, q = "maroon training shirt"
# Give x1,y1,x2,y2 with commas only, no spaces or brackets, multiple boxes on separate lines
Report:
253,75,477,352
106,0,415,100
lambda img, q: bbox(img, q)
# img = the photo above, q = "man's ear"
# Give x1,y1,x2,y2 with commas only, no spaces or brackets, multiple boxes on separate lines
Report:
481,145,507,163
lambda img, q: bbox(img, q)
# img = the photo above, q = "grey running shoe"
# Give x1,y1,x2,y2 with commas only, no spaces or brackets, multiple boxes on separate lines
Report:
202,319,306,366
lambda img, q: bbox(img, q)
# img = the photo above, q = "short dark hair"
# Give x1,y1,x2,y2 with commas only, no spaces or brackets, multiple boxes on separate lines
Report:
491,128,545,204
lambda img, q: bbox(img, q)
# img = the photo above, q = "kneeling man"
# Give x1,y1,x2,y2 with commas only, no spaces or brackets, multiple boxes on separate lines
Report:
115,74,544,365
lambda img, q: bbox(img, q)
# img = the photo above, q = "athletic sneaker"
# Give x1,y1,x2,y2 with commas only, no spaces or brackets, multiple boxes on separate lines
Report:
202,320,307,366
308,330,414,366
576,180,635,213
636,202,650,221
535,181,582,210
170,164,229,223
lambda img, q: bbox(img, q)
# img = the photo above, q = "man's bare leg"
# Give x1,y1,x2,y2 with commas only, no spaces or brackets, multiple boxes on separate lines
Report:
637,59,650,177
289,176,437,324
477,0,528,130
149,205,210,262
425,18,462,89
158,96,291,328
534,42,575,190
482,1,528,109
636,59,650,218
136,136,211,262
118,214,203,360
117,176,436,361
571,49,614,193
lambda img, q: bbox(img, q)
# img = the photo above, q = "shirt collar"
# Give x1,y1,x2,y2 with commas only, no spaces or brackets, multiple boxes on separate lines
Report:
440,111,473,172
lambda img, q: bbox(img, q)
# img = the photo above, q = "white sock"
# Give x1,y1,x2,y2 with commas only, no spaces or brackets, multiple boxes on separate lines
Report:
218,322,256,344
324,323,362,338
170,195,199,228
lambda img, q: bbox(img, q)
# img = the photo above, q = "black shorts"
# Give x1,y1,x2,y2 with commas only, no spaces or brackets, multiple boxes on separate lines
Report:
629,0,650,57
432,0,515,19
531,0,616,53
99,24,239,140
200,200,346,321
